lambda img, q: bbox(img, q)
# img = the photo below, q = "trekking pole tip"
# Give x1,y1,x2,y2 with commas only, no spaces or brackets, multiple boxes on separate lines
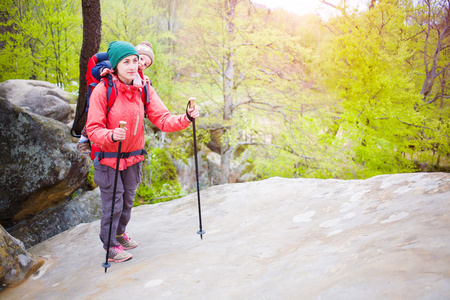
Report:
102,262,111,273
197,230,205,239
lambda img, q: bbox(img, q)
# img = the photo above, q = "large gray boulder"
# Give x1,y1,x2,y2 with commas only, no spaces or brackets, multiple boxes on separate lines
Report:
7,188,102,249
1,173,448,299
0,98,91,228
0,224,44,291
0,80,74,124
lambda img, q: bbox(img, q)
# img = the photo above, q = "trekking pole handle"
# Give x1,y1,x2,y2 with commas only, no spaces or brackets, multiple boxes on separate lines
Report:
119,121,127,129
189,97,196,109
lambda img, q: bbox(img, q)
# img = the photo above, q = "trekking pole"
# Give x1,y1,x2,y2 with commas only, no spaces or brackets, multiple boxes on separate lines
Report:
188,97,205,239
102,121,126,273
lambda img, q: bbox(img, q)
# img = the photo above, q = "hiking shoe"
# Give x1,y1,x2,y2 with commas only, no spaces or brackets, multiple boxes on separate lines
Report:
77,141,91,155
116,232,138,250
106,245,133,263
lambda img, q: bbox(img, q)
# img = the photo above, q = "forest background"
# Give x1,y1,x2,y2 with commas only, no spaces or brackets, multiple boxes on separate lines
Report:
0,0,449,203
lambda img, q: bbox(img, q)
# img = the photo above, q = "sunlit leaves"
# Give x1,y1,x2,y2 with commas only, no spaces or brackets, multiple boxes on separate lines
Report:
314,0,450,176
0,0,81,92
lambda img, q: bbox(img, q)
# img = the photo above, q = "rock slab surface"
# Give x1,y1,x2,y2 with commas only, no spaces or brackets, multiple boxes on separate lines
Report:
1,173,449,299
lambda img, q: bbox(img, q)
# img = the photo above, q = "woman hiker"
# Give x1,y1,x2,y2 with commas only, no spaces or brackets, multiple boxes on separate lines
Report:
78,41,155,155
86,41,199,262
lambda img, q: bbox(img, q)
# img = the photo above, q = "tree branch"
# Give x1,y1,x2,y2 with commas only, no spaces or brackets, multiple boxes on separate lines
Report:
396,117,438,131
426,93,450,104
320,0,339,10
271,144,316,160
251,142,316,161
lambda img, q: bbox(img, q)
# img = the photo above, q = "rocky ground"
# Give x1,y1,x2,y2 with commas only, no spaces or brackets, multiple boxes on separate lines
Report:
1,173,449,300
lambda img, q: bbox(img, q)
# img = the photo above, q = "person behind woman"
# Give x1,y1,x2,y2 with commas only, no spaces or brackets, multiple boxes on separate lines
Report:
86,41,199,263
92,41,154,80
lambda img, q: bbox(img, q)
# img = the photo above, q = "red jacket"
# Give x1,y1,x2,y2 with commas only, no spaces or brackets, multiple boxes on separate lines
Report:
86,75,190,170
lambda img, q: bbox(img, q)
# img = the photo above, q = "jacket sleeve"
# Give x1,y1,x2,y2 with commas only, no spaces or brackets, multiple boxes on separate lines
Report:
86,82,115,145
92,60,112,81
145,85,191,132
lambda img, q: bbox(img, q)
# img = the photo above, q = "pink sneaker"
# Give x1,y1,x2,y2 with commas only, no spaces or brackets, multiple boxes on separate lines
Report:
106,245,133,262
116,232,138,250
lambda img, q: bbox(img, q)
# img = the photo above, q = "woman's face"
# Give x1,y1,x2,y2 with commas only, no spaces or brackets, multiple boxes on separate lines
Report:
138,55,152,71
116,55,139,84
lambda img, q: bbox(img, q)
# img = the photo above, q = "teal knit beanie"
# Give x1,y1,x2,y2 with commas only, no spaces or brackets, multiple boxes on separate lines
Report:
107,41,139,69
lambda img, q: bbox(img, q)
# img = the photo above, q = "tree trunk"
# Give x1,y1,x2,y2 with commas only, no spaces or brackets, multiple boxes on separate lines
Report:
72,0,101,136
419,0,450,103
219,0,237,184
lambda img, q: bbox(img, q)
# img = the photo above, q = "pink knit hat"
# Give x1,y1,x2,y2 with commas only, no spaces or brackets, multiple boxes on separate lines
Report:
135,41,155,66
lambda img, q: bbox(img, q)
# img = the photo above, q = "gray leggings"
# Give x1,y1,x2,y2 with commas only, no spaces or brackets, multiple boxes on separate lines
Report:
94,161,142,249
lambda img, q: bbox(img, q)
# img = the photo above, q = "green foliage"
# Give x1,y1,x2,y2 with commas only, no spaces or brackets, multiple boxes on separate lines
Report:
86,164,97,190
0,1,33,81
176,0,325,183
241,0,449,180
248,93,344,179
311,0,449,178
165,126,211,163
2,0,448,185
99,0,184,109
134,147,185,206
267,11,330,49
100,0,158,45
0,0,82,92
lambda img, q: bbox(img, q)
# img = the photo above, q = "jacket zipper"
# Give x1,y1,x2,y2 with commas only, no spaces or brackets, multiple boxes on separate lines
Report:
134,113,139,136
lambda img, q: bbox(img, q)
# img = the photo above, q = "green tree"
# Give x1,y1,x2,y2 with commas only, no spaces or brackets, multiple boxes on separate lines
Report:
0,0,34,81
316,0,449,177
410,0,450,168
177,0,318,183
101,0,158,45
0,0,81,91
100,0,187,105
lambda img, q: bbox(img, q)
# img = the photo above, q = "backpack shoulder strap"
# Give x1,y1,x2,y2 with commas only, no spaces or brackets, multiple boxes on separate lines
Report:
86,82,98,112
143,81,149,105
101,74,117,114
138,69,151,107
139,81,150,119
